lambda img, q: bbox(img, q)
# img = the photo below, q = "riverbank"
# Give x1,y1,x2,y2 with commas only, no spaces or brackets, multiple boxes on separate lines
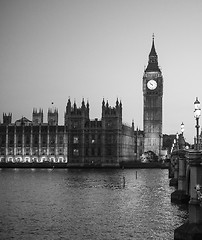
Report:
0,161,169,169
120,161,168,169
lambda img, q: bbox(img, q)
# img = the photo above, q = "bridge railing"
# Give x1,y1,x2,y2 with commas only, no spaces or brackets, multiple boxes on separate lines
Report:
169,149,190,203
174,150,202,239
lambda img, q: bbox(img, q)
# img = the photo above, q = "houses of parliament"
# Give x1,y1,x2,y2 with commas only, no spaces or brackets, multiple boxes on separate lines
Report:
0,38,164,166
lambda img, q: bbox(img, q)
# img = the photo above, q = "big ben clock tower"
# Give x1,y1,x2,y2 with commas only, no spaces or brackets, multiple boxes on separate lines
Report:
143,36,163,156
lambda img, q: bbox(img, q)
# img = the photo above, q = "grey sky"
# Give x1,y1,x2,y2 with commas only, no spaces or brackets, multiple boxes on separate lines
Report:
1,0,202,143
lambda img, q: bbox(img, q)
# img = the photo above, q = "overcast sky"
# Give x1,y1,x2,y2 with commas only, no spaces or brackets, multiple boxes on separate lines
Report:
1,0,202,143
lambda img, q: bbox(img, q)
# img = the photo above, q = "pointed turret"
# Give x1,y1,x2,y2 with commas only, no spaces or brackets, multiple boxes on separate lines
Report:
67,98,71,113
116,98,119,107
32,108,43,125
149,35,157,57
3,113,12,125
48,108,58,125
81,98,85,108
145,34,161,72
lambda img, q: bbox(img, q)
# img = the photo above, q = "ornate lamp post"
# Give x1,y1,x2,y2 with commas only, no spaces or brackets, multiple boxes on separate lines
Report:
194,97,201,150
181,122,184,136
174,99,202,239
176,132,179,150
180,122,185,149
173,139,176,151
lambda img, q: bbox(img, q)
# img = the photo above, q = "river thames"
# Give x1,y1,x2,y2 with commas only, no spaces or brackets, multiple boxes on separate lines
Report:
0,168,188,240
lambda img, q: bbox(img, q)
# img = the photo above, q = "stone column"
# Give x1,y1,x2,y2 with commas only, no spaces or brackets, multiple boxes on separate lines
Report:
64,126,68,162
5,126,8,156
174,157,179,181
174,150,202,239
47,125,50,156
81,128,85,165
171,154,189,203
188,151,202,224
178,156,187,191
14,125,17,156
38,125,41,157
101,132,105,164
170,154,179,186
30,125,33,156
22,125,25,157
55,125,58,158
5,126,8,162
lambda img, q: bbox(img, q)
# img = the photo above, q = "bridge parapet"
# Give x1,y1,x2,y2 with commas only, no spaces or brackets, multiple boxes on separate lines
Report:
170,150,190,203
186,151,202,223
174,150,202,239
169,150,180,186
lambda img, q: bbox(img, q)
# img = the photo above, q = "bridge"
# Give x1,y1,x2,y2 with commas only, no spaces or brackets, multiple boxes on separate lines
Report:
169,149,202,239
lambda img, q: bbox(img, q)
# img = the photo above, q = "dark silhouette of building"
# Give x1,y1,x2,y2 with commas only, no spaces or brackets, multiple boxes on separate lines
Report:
0,99,144,166
0,112,67,163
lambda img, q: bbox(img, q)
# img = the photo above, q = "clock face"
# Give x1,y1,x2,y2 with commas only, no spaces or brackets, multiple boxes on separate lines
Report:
147,80,157,90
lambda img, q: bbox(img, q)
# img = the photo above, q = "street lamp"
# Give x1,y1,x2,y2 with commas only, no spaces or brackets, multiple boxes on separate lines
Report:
194,97,201,150
176,132,179,150
180,122,186,149
181,122,184,136
173,139,176,150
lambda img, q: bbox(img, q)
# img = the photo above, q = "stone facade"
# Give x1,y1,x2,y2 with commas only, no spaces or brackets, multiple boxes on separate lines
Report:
143,37,163,156
0,99,144,166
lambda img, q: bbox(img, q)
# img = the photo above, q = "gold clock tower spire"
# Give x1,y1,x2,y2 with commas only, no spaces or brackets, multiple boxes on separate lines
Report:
143,36,163,156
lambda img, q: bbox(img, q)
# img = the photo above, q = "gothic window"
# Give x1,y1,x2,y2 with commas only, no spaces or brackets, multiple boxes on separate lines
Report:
98,148,101,156
59,149,63,155
41,135,47,146
106,134,113,144
73,149,79,156
50,148,55,155
72,121,79,128
85,134,89,143
107,121,112,128
25,149,29,155
73,136,79,144
33,149,38,155
91,135,95,143
85,148,88,156
8,148,13,155
25,136,30,145
17,148,22,155
0,148,5,155
34,136,38,145
50,137,55,145
107,148,112,156
9,138,14,146
0,136,6,146
42,149,46,155
17,137,22,146
59,136,63,145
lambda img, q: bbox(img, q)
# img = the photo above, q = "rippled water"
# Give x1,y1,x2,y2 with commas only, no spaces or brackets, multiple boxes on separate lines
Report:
0,168,188,240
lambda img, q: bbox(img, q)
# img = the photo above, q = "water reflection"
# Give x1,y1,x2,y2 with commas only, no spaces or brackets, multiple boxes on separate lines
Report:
0,168,188,240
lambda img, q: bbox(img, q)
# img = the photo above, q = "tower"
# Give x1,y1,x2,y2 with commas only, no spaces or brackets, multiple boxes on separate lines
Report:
48,108,58,125
3,113,12,125
32,108,43,125
101,98,122,129
101,99,122,162
143,36,163,156
64,98,90,163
